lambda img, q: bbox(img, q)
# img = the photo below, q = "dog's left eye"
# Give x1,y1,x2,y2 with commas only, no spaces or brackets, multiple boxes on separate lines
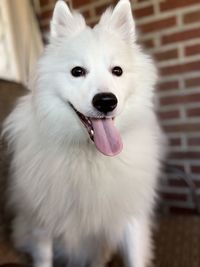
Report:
112,66,123,77
71,67,87,77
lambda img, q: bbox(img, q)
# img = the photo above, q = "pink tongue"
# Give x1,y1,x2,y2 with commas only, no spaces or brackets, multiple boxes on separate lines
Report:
91,118,123,156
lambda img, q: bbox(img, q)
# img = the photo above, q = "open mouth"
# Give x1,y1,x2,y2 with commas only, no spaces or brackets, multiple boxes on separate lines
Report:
70,104,123,157
71,105,95,141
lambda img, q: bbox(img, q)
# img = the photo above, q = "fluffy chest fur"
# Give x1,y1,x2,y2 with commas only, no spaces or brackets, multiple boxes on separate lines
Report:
9,104,159,242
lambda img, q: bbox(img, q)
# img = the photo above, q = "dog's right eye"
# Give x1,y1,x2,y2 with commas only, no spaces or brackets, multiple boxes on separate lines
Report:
71,67,87,77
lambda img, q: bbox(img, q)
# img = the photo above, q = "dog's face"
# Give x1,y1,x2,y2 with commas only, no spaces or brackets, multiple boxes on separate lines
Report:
35,0,157,156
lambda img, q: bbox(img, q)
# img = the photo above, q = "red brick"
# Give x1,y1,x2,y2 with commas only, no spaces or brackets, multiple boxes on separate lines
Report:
183,10,200,24
39,9,53,20
157,80,179,91
141,39,154,49
169,179,187,187
191,166,200,174
161,192,187,201
95,3,109,16
167,164,185,172
170,178,200,188
170,206,198,215
185,77,200,88
163,123,200,133
73,0,91,8
194,181,200,187
39,0,50,6
187,107,200,117
154,49,178,62
160,0,200,11
160,61,200,76
139,17,176,33
162,28,200,45
169,138,181,146
160,93,200,106
170,151,200,159
185,44,200,56
133,5,154,19
188,137,200,146
158,110,180,120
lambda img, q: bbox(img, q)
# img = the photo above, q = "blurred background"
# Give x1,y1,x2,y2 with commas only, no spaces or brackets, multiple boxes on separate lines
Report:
0,0,200,266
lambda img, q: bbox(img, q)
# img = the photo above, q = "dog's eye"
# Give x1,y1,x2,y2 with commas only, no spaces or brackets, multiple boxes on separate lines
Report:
112,66,123,77
71,67,87,77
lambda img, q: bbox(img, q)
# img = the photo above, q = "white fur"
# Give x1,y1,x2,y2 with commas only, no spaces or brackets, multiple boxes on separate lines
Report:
3,1,165,266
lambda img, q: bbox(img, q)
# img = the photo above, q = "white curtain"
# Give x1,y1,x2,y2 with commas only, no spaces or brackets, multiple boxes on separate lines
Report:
0,0,43,86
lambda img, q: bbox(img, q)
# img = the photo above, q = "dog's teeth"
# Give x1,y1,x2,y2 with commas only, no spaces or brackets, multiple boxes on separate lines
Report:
91,130,94,135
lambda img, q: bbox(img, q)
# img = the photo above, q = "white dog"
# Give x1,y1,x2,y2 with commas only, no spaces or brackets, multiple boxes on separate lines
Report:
3,0,164,267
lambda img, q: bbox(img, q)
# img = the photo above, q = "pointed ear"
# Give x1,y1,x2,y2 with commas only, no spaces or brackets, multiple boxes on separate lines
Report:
50,0,86,39
99,0,136,42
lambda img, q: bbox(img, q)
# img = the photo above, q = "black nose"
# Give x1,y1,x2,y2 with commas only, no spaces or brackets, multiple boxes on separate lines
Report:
92,93,118,113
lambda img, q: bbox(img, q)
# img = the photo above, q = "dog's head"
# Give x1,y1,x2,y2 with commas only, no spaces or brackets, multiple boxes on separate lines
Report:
34,0,157,156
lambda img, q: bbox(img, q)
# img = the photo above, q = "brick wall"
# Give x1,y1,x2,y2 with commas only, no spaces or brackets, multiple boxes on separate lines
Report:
36,0,200,215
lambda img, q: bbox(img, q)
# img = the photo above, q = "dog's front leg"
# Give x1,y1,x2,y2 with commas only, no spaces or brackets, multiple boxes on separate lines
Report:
31,229,53,267
13,216,53,267
120,217,153,267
